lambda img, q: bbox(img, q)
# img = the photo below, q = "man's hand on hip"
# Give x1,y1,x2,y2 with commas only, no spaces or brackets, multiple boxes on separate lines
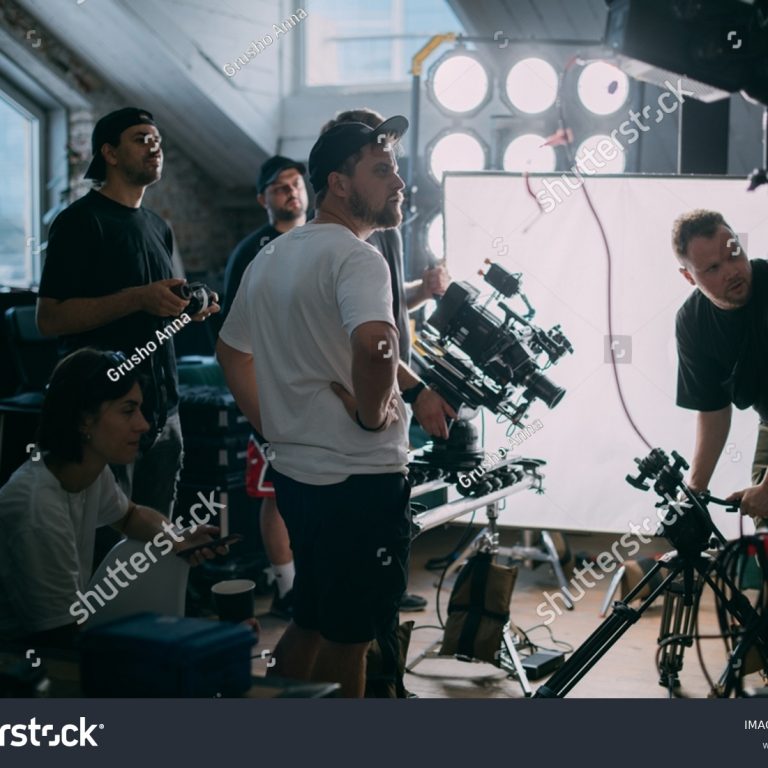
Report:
330,382,399,432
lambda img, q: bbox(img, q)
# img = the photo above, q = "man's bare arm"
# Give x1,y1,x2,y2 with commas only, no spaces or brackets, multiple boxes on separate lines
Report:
405,264,451,311
688,405,732,491
215,338,263,433
36,278,190,336
351,321,399,428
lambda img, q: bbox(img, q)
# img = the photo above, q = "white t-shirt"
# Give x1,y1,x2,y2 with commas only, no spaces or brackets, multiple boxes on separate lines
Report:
219,221,409,485
0,459,129,638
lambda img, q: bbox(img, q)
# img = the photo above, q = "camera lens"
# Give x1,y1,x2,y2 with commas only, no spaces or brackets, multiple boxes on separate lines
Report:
526,372,565,408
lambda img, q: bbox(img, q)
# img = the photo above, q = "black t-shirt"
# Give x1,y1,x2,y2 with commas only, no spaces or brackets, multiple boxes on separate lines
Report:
38,190,179,427
367,228,410,364
222,223,280,316
676,258,768,422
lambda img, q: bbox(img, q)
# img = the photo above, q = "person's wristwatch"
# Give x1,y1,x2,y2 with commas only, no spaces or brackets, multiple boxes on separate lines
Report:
401,381,426,405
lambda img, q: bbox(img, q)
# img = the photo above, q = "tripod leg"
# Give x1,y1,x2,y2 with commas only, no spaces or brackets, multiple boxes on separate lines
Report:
599,565,626,618
405,638,443,673
657,577,695,690
535,560,680,697
500,625,533,697
541,530,574,609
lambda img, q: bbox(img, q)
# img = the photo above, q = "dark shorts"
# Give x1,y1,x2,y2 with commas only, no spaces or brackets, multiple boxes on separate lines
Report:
271,469,411,644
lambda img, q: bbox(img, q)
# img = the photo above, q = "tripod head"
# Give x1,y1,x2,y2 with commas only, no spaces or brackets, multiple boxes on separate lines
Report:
627,448,688,496
626,448,735,556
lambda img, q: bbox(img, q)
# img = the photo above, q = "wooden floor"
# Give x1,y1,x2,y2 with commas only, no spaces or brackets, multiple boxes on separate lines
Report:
251,525,762,698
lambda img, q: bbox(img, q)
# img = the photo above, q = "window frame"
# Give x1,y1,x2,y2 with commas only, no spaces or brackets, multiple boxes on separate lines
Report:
295,0,460,93
0,41,69,291
0,74,44,288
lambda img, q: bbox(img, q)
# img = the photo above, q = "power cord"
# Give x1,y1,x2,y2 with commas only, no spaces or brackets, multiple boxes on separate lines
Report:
520,622,574,657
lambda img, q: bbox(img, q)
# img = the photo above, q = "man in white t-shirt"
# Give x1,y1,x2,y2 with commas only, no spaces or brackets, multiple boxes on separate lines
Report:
217,116,455,696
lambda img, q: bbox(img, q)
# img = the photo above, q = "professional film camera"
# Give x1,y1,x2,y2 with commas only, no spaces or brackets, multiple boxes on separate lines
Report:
409,260,572,484
416,260,572,422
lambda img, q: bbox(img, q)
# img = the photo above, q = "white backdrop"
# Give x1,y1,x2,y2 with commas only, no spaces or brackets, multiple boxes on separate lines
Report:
441,173,768,536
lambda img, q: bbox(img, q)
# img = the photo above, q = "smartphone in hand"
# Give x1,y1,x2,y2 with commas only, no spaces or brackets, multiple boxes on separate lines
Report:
176,533,243,559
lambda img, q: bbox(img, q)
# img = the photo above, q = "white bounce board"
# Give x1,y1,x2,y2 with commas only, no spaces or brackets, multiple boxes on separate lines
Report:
441,172,768,536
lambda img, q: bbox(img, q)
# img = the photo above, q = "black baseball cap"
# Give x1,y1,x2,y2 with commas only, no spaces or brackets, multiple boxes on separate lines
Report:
257,155,307,193
84,107,157,180
308,115,408,194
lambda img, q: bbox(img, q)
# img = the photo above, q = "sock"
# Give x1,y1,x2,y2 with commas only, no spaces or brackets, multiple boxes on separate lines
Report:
272,561,295,597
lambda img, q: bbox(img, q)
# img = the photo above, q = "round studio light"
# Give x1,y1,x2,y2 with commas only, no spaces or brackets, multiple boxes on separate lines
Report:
577,61,630,115
427,130,488,183
426,212,444,260
575,133,626,175
504,57,558,114
429,51,491,116
503,134,557,173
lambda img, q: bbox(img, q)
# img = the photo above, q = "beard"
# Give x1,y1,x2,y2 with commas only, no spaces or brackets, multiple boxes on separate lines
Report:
348,187,402,229
125,162,161,187
274,205,305,222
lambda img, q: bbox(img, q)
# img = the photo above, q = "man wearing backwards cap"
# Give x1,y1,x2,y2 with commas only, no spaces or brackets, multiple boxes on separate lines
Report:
37,107,219,522
219,116,453,696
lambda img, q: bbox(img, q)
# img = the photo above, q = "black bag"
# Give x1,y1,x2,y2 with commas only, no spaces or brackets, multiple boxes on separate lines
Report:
365,621,415,698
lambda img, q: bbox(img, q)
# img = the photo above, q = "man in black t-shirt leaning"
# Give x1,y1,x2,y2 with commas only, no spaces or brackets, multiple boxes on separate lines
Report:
674,209,768,524
37,107,219,519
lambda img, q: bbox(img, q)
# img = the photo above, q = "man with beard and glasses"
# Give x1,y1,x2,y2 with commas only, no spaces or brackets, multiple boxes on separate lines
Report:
36,108,219,526
218,116,455,696
673,209,768,525
221,156,309,619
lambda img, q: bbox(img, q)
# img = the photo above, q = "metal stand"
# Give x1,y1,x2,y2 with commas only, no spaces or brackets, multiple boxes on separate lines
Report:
599,565,626,618
657,574,695,690
406,500,533,697
535,548,765,698
599,562,709,689
411,457,574,608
